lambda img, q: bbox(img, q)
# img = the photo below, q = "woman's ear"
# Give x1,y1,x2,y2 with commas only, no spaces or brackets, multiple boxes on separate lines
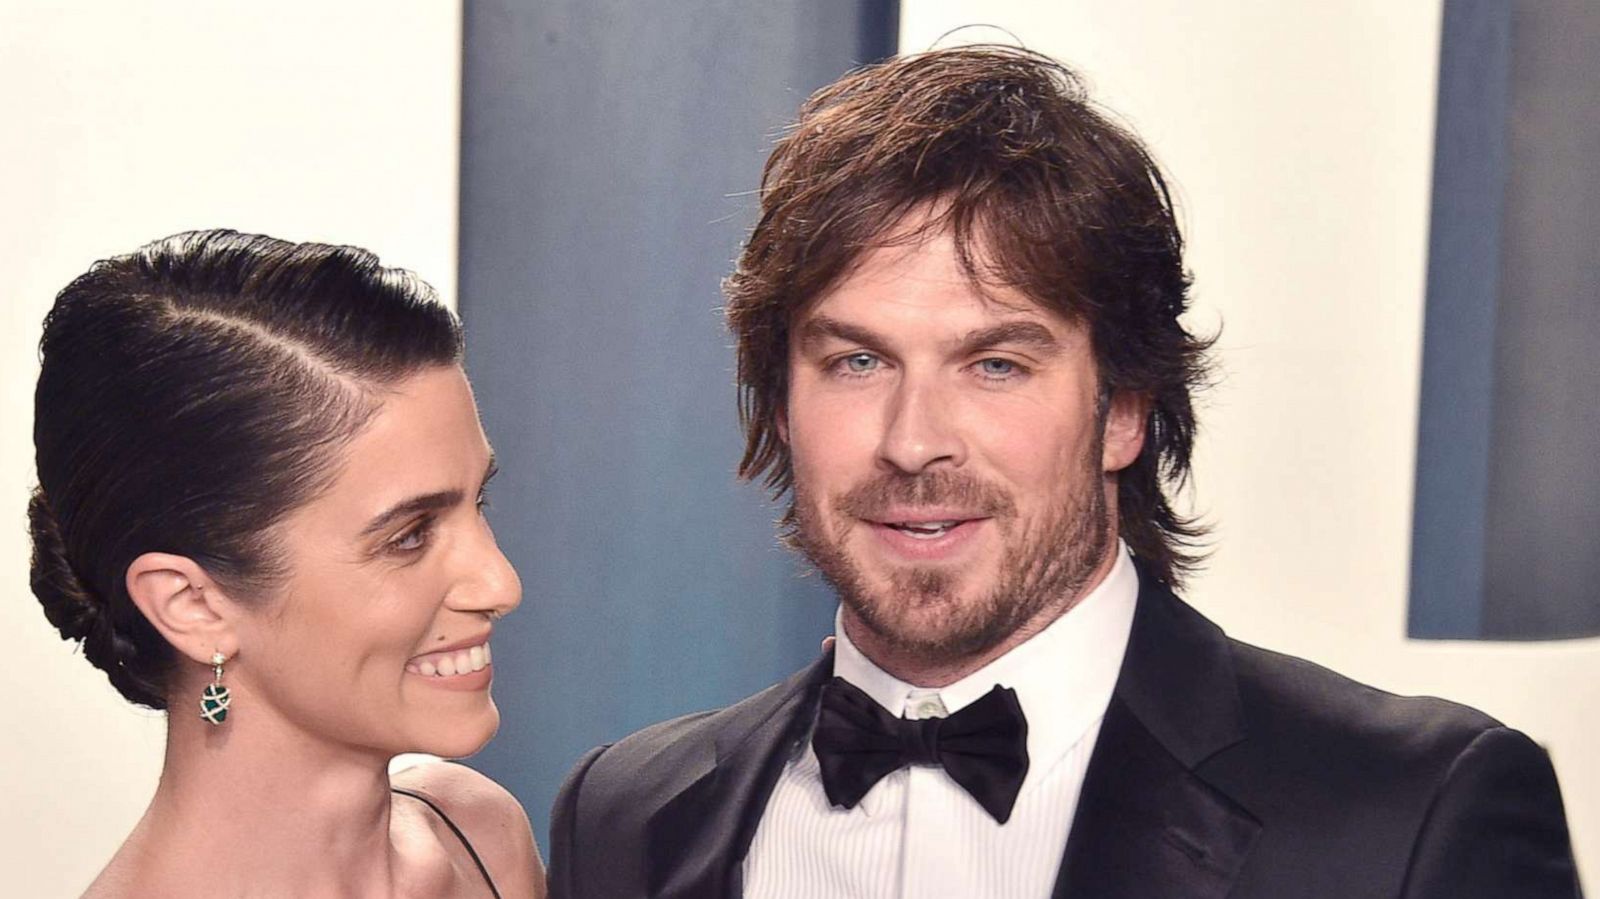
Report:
124,553,239,664
1101,389,1151,474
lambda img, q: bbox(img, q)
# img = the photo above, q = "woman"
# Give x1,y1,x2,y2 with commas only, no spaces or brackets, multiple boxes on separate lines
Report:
31,230,543,897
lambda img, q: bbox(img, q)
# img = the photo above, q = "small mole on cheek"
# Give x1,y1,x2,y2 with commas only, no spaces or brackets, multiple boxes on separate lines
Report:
436,635,446,642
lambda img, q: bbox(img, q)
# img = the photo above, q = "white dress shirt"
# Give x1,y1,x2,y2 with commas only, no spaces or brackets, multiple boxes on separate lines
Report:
742,543,1140,899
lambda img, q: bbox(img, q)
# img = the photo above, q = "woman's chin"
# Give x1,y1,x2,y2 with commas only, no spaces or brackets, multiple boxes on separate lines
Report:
432,710,499,758
411,703,501,760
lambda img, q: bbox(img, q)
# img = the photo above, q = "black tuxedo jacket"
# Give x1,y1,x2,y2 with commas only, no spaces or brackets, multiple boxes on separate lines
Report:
548,576,1581,898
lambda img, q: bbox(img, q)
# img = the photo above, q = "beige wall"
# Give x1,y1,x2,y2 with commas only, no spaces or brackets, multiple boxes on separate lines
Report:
0,3,460,894
903,0,1598,887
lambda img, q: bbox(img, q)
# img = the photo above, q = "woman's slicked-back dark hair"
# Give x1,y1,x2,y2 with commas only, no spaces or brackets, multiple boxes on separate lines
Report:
30,229,463,709
724,46,1213,585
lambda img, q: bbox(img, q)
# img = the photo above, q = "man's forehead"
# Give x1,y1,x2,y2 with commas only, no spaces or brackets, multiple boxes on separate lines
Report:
794,247,1077,326
808,211,1073,309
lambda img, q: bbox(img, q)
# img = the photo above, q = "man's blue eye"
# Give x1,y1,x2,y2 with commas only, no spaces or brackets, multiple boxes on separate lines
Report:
978,358,1017,377
844,354,878,373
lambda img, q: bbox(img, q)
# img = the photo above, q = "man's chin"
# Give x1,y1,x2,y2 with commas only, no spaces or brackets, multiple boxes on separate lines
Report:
843,587,1010,663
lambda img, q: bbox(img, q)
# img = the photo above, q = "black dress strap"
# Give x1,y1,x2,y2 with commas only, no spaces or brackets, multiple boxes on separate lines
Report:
392,787,504,899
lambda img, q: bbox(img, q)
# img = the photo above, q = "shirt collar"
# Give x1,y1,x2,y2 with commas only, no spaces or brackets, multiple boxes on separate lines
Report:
832,541,1140,784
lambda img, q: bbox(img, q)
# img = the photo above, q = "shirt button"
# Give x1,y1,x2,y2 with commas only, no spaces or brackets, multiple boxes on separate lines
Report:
906,692,948,720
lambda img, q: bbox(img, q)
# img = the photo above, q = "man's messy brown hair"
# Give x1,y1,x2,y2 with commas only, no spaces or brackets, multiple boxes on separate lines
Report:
724,45,1212,586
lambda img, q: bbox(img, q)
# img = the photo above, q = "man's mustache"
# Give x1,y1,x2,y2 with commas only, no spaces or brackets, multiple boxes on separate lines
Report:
834,471,1017,520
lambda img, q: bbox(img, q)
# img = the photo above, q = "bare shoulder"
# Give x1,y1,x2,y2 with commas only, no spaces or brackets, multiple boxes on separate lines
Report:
80,869,124,899
77,814,156,899
393,761,546,899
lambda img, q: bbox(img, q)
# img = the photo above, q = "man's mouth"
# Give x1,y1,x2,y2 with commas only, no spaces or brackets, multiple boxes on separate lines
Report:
864,515,987,561
882,519,966,539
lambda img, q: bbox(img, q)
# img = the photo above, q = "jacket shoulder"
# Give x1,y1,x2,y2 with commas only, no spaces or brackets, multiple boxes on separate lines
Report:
1225,637,1503,765
548,668,820,899
1209,637,1576,896
555,658,823,823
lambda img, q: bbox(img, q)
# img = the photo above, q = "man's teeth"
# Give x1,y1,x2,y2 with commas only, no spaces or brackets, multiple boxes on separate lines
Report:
410,643,492,677
889,520,960,538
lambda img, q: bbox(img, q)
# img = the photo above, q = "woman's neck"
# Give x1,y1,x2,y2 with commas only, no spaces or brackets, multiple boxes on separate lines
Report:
97,702,427,897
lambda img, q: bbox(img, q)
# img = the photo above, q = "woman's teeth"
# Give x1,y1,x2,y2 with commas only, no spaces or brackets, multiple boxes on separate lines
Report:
409,643,492,677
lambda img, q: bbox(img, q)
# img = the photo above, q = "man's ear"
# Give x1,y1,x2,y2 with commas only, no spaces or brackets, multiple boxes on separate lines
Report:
124,553,239,665
1102,389,1150,474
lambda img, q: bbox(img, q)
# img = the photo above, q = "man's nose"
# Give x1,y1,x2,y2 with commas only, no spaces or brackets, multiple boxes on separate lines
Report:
876,376,966,475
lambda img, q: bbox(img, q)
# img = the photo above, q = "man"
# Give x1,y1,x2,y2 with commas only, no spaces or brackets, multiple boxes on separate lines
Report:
548,46,1580,898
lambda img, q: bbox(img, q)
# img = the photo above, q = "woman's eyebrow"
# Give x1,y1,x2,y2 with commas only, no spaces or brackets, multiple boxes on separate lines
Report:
359,489,462,538
360,457,496,537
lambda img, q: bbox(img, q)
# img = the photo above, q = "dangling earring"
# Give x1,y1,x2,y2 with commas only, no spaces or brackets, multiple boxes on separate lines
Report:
200,651,232,726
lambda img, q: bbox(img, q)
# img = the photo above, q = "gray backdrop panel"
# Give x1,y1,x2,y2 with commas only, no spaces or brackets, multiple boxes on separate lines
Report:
1480,0,1600,638
458,0,898,843
1411,0,1600,640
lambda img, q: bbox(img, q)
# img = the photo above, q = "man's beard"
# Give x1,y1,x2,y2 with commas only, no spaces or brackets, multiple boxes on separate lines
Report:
792,436,1111,668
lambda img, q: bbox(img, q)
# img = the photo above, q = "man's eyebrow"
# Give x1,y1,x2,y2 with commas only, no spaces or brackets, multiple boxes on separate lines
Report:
795,316,886,352
358,455,497,538
953,321,1064,356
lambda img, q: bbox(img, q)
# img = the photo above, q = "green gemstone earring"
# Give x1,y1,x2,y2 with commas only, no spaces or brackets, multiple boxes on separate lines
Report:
199,651,232,726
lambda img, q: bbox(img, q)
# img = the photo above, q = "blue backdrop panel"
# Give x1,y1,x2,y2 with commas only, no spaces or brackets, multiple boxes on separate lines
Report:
1410,0,1600,640
458,0,898,843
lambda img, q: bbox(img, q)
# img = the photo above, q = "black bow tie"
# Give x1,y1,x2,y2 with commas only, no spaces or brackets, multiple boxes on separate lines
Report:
811,676,1030,824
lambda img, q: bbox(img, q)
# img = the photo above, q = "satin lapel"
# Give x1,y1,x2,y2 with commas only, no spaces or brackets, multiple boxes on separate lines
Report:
1052,694,1259,898
1053,573,1261,899
647,653,833,899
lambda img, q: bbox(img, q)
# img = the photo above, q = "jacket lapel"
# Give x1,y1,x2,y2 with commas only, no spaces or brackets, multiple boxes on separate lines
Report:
646,653,833,899
1053,575,1261,898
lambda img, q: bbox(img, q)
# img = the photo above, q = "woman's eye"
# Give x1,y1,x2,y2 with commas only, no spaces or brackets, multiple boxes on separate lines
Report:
976,358,1019,378
388,520,433,554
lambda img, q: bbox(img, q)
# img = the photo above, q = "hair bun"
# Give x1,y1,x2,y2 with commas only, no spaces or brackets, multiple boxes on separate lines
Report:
27,487,104,642
28,487,167,707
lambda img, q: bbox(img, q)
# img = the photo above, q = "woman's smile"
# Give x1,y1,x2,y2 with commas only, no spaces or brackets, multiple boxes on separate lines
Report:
407,635,494,689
